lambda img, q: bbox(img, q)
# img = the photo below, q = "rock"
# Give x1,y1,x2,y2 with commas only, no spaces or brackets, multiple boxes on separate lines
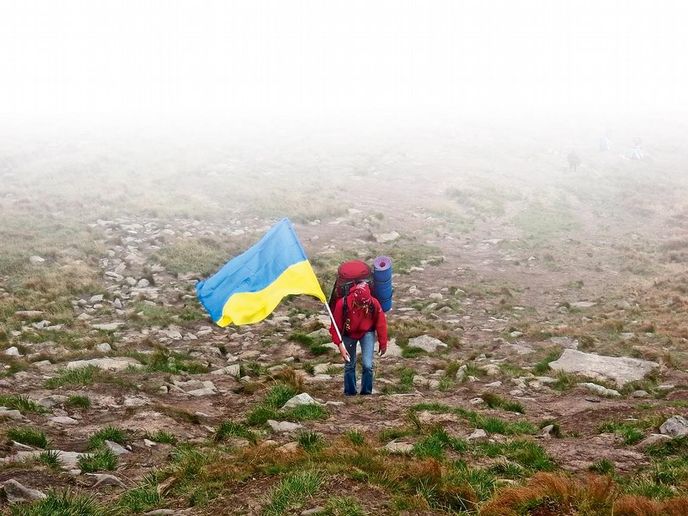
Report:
384,441,414,454
91,322,124,331
313,363,331,375
86,473,126,488
549,336,579,349
540,424,555,438
49,416,79,426
382,338,403,358
632,390,649,398
95,342,112,353
137,278,150,288
659,416,688,437
105,440,130,455
0,408,25,421
548,349,658,387
579,382,621,397
144,510,177,516
210,364,241,377
123,396,149,408
267,420,303,433
467,429,488,441
29,255,45,265
635,433,673,450
570,301,597,309
56,451,84,470
483,364,501,376
89,294,104,303
4,347,21,356
277,442,300,454
302,507,326,516
407,335,448,353
281,393,319,410
374,231,400,244
412,375,428,387
484,381,502,388
66,357,142,372
2,479,46,503
14,310,44,319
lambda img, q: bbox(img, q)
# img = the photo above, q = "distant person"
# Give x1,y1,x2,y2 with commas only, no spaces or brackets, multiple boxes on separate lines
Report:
329,282,388,396
631,137,645,160
567,151,581,172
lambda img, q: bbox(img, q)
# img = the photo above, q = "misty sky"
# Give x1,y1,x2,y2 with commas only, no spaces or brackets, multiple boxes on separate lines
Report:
2,0,687,122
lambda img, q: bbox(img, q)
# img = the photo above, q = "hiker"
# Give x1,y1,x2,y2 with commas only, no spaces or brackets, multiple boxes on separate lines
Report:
329,281,388,396
567,151,581,172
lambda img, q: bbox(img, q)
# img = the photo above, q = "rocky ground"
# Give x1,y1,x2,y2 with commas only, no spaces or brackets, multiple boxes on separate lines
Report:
2,127,688,514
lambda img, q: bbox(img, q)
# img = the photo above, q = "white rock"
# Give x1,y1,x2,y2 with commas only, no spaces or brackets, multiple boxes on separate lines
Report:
95,342,112,353
267,420,303,433
548,349,658,387
49,416,79,426
66,357,142,372
29,255,45,265
89,294,104,303
374,231,400,244
91,322,124,331
407,335,448,353
4,347,21,356
579,382,621,397
467,429,488,441
211,364,241,377
0,408,25,421
281,393,319,410
105,440,130,455
2,479,46,503
660,416,688,437
384,441,413,454
86,473,126,488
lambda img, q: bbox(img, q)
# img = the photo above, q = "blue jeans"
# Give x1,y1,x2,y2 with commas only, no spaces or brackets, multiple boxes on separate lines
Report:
343,331,375,395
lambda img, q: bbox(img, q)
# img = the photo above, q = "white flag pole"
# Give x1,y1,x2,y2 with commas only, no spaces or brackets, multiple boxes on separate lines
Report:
324,301,343,343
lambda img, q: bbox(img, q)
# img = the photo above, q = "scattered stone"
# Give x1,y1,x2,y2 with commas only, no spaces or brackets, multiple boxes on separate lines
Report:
382,338,403,358
210,364,241,377
302,507,326,516
2,479,46,503
4,346,21,356
277,442,300,454
105,440,130,455
0,408,25,421
579,382,621,397
384,441,414,454
549,336,579,349
87,473,126,488
29,256,45,265
632,390,649,398
374,231,400,244
484,381,502,388
49,416,79,426
91,322,124,331
540,425,555,438
467,429,488,441
66,357,143,372
89,294,104,303
267,420,303,433
635,433,673,450
483,364,501,376
570,301,597,309
95,342,112,353
407,335,448,353
281,393,319,410
659,416,688,437
549,349,658,387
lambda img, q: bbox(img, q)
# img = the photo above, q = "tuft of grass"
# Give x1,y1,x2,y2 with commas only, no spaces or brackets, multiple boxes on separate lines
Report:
65,394,91,409
590,458,616,475
481,392,525,413
44,366,100,388
262,470,323,516
410,402,536,435
0,394,46,413
215,421,258,444
247,384,299,426
289,332,330,356
322,496,366,516
9,489,102,515
345,430,365,446
474,440,555,473
598,421,645,445
533,349,562,375
413,428,467,459
297,431,325,453
144,430,177,445
116,475,162,513
38,449,61,470
78,448,118,472
8,427,49,449
145,349,208,374
283,404,329,422
88,426,127,450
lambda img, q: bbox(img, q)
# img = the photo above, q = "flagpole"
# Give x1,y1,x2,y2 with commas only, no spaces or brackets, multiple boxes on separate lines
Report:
324,302,344,343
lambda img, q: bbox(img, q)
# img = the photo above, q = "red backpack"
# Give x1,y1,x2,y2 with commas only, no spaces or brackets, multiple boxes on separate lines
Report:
328,260,374,309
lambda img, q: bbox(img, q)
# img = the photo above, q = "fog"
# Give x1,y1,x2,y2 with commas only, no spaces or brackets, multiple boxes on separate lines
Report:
2,0,688,130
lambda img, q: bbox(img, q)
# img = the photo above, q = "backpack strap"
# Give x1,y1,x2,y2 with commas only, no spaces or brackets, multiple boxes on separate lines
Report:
341,294,349,337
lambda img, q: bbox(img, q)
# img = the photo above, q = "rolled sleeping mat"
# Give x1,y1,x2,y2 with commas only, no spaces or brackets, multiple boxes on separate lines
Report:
373,256,393,312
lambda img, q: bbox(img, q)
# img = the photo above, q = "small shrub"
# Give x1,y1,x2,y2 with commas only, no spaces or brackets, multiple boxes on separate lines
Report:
262,470,323,516
117,475,161,513
297,431,324,452
38,449,61,469
88,426,127,450
345,430,365,446
598,421,644,445
65,395,91,409
10,489,102,515
8,427,49,448
215,421,257,444
283,404,329,422
44,366,99,388
590,458,616,475
0,394,45,413
78,448,118,472
144,430,177,444
481,392,525,413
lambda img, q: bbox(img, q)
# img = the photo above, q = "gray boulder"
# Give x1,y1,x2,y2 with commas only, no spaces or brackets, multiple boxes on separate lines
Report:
407,335,448,353
548,349,658,387
281,393,319,410
659,416,688,437
2,479,46,504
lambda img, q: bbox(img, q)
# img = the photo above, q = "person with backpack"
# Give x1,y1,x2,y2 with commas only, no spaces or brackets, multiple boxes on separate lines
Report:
329,281,388,396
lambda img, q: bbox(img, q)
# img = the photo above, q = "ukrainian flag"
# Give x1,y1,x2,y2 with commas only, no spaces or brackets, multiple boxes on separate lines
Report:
196,219,326,327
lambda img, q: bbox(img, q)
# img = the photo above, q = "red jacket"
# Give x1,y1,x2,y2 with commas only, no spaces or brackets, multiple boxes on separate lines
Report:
329,295,388,351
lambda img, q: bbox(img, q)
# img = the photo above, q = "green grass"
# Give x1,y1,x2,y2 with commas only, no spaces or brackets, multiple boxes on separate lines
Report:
144,430,177,445
65,394,91,409
298,431,325,452
322,496,366,516
262,470,323,516
88,426,127,450
480,392,525,413
345,430,365,446
0,394,46,413
9,489,102,516
532,349,562,375
78,448,118,472
283,404,329,422
44,366,100,388
598,420,645,445
589,458,616,475
289,332,331,356
382,366,415,394
413,428,467,459
247,384,302,425
215,421,258,444
474,440,555,472
38,449,61,469
410,402,536,435
116,475,162,513
7,427,49,448
145,349,208,374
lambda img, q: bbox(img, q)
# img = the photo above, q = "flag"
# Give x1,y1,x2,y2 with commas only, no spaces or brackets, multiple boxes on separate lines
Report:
196,218,326,327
